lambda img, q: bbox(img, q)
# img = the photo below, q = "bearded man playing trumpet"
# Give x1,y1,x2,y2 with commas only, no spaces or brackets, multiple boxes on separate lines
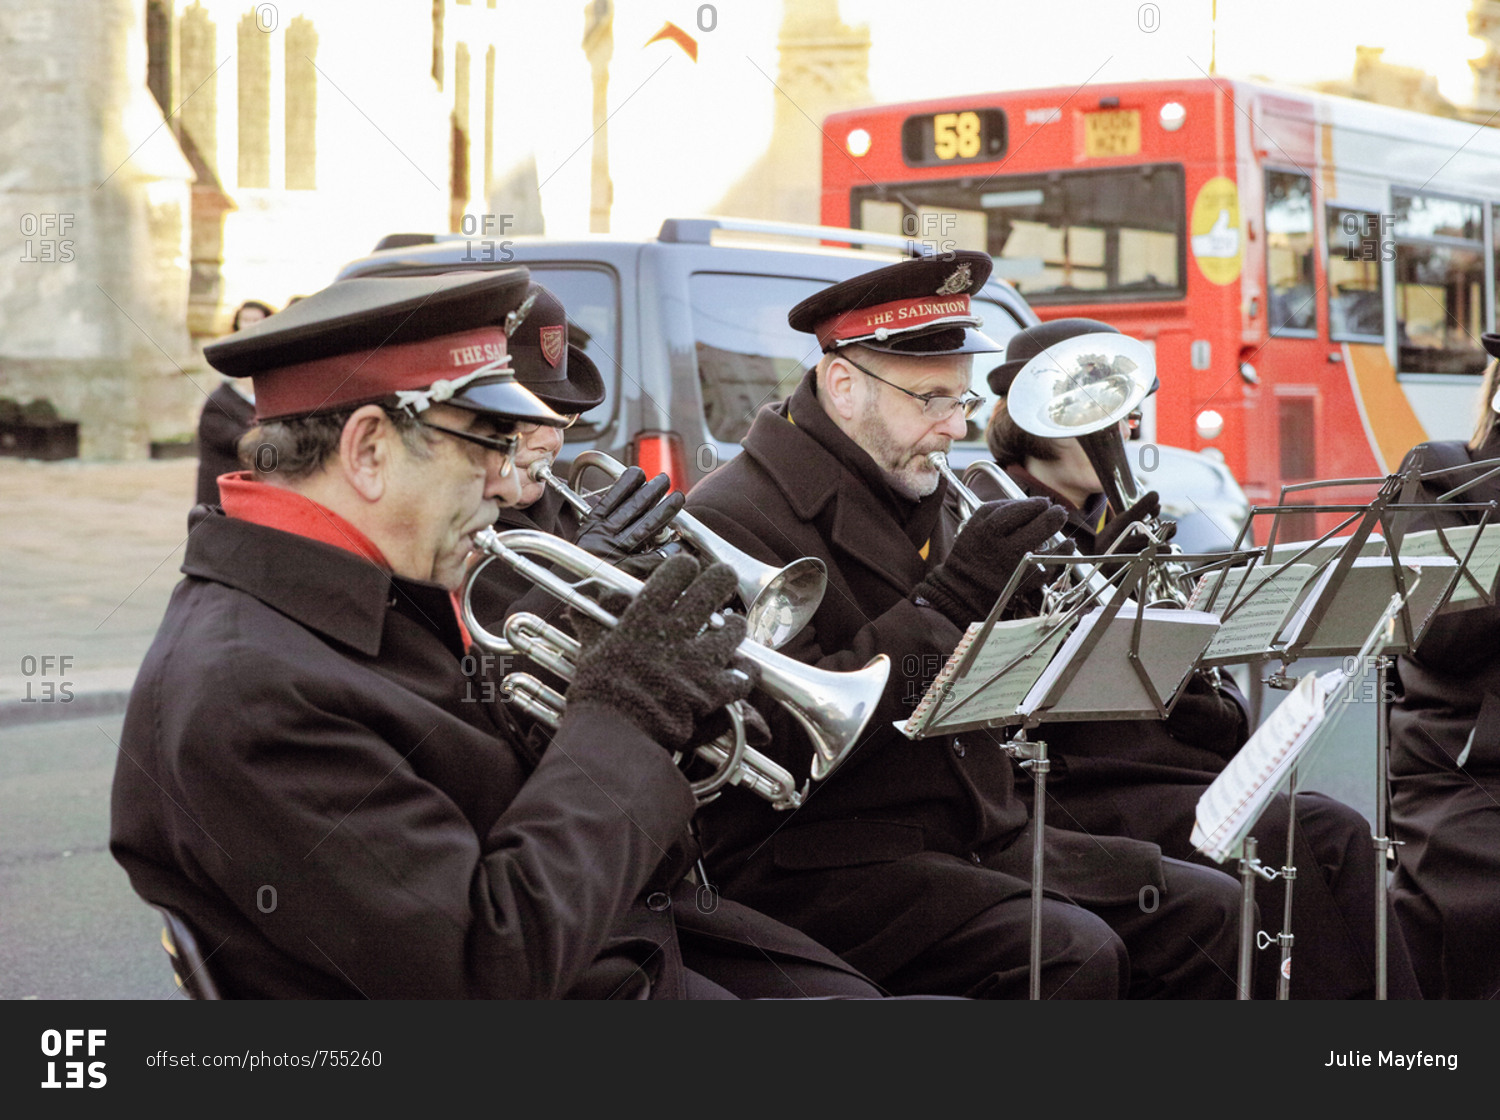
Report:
108,269,890,1000
682,251,1246,999
969,316,1423,1000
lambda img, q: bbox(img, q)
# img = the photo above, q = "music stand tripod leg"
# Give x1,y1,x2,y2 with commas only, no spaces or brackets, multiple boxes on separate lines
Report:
1237,836,1259,1000
1374,654,1394,1000
1012,734,1049,1002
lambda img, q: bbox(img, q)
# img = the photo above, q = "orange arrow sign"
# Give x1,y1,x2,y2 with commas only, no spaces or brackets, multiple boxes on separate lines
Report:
645,20,698,62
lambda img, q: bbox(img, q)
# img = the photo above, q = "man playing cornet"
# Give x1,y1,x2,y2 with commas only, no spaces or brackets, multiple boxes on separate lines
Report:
109,270,889,999
465,282,685,637
684,251,1245,999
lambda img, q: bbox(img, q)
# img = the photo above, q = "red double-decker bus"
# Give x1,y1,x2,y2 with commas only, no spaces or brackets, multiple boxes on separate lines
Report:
821,78,1500,534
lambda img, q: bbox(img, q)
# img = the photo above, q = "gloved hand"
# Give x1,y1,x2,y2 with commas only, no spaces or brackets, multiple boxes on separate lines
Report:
575,467,685,562
1095,491,1176,556
568,554,761,752
1164,670,1249,755
912,497,1070,626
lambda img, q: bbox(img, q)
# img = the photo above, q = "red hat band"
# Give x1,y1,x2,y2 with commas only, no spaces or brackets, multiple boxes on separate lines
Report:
816,294,977,350
253,327,508,421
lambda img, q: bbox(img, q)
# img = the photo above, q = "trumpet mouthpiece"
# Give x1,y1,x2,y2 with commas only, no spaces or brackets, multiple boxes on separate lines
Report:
528,459,554,483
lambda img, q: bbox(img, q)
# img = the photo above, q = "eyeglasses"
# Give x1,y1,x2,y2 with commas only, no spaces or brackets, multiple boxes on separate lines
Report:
514,413,581,434
415,418,519,459
840,355,983,422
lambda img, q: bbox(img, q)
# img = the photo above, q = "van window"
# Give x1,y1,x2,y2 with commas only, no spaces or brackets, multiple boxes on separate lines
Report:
525,265,620,434
690,272,1028,445
691,272,838,442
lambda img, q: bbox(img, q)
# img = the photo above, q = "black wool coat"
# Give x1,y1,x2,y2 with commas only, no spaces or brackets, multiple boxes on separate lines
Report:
194,380,257,507
1387,437,1500,999
965,464,1252,850
683,375,1164,981
109,507,872,999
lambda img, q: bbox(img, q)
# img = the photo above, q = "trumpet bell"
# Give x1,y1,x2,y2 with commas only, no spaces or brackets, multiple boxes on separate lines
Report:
469,528,888,782
1004,332,1156,439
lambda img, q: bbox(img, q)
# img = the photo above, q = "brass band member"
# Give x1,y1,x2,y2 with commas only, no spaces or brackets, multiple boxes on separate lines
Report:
974,316,1422,999
683,251,1245,999
110,270,890,999
1388,340,1500,999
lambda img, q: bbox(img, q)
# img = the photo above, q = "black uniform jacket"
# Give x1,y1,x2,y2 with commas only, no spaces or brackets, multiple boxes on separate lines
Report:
109,506,864,998
194,381,257,507
465,483,584,639
1388,439,1500,909
965,464,1251,851
683,373,1164,979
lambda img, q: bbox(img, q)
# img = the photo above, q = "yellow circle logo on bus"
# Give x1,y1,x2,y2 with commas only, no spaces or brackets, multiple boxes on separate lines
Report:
1190,176,1242,286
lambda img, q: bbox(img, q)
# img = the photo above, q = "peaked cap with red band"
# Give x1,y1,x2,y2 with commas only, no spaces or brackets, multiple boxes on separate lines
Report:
505,282,606,412
202,269,563,425
788,249,1005,356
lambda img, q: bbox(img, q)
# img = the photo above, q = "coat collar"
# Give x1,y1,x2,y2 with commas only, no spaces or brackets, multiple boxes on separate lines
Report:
741,372,950,592
179,507,464,658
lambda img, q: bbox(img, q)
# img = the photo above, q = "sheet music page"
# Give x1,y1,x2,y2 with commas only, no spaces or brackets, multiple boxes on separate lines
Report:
1191,669,1343,863
926,613,1077,729
942,614,1074,719
1199,562,1317,661
1395,524,1500,605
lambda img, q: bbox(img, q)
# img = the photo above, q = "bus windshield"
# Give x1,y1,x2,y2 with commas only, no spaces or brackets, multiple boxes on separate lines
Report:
850,163,1185,303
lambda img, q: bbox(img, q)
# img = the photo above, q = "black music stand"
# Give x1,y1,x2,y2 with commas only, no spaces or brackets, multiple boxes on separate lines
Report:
1189,459,1499,996
898,547,1231,997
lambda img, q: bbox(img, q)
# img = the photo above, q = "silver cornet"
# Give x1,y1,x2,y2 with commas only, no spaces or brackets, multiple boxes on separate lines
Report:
926,450,1112,603
467,528,889,784
498,611,806,809
566,451,828,650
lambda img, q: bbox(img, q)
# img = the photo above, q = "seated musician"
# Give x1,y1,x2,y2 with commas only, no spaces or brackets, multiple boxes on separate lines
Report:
465,281,683,633
108,269,892,999
682,251,1248,999
969,316,1424,999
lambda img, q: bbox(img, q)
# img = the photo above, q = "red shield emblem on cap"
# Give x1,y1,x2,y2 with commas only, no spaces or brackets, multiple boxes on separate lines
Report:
539,325,565,368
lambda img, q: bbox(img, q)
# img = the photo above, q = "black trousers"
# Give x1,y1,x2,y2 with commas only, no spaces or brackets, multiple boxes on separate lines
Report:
1178,791,1423,1000
878,856,1244,1000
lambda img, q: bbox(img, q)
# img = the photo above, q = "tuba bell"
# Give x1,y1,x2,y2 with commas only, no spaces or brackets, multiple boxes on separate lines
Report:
1002,332,1194,605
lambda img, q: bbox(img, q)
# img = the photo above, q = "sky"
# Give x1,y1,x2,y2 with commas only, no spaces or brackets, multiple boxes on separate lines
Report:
512,0,1491,238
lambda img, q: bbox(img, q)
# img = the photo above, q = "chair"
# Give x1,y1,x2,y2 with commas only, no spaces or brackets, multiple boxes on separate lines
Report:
154,905,223,1000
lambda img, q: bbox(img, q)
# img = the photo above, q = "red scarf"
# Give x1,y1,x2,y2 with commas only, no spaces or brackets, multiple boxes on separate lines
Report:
219,473,473,647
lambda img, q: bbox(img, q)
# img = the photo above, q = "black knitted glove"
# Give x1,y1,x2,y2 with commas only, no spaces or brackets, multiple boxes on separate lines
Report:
913,497,1070,626
575,467,685,562
1164,670,1249,755
1096,491,1176,555
568,554,760,752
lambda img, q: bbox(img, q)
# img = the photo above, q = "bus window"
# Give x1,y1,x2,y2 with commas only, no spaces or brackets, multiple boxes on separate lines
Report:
1326,207,1386,341
849,164,1184,302
1265,171,1316,335
1493,202,1500,333
1393,191,1486,374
